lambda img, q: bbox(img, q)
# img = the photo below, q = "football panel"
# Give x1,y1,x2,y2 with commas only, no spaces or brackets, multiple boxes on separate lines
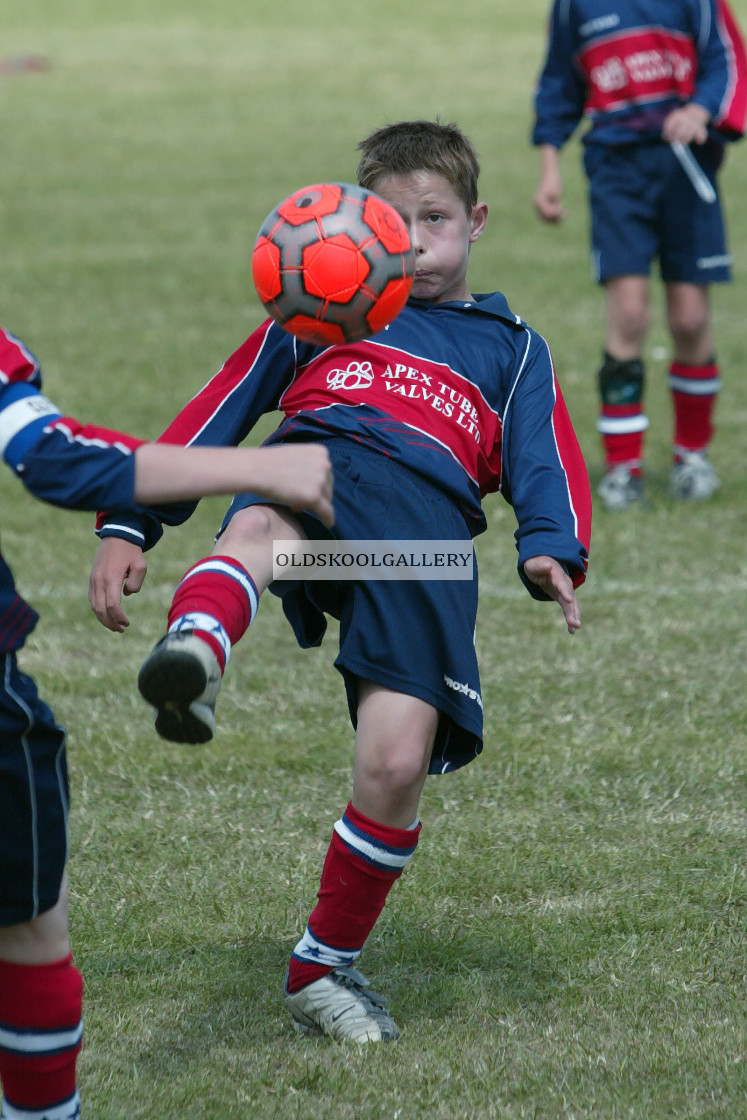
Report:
303,236,371,302
283,312,348,346
277,183,344,226
270,275,327,323
361,239,416,292
251,237,283,303
362,193,413,256
365,275,414,333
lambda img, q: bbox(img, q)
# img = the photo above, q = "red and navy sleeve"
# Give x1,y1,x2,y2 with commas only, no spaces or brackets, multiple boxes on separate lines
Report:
14,418,144,512
703,0,747,138
500,330,591,595
0,327,144,511
532,0,587,149
0,328,42,389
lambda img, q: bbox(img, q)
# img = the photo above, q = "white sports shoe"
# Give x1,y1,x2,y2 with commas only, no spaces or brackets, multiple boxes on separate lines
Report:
285,966,400,1043
669,451,721,501
597,466,646,511
137,629,221,743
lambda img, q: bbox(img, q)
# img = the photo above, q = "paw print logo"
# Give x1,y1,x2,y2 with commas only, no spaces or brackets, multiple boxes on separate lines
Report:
326,361,374,392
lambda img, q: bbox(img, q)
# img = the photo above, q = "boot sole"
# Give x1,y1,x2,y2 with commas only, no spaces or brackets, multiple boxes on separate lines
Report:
137,649,213,744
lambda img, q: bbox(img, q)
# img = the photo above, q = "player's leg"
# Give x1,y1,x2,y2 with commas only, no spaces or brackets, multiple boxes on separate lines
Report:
351,680,437,827
660,140,728,500
0,655,82,1120
665,281,722,499
596,274,651,509
285,681,437,1043
585,144,661,509
0,901,82,1120
604,274,651,360
137,502,306,743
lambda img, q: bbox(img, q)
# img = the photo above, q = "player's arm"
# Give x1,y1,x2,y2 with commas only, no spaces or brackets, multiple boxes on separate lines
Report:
531,0,586,219
531,9,583,225
533,144,565,222
1,328,333,627
133,442,333,523
686,0,747,140
3,403,332,523
500,332,591,603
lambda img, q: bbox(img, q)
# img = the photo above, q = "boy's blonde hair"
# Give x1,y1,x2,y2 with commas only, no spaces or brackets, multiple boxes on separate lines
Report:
356,119,480,214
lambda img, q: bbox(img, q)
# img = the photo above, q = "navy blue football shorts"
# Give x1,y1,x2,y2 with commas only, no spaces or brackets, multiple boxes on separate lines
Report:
220,438,483,774
0,652,69,925
583,140,731,285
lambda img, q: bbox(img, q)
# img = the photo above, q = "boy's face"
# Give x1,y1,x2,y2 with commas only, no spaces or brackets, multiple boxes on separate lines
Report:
373,171,487,304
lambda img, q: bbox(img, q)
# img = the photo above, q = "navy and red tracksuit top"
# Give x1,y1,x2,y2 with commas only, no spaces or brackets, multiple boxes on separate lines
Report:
96,293,592,600
533,0,747,147
0,328,144,652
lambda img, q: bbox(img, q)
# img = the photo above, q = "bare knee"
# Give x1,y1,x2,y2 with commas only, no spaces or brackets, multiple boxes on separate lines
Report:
605,277,651,355
221,504,304,547
669,310,710,353
216,504,307,584
357,739,433,795
352,682,438,825
666,284,712,360
610,303,650,353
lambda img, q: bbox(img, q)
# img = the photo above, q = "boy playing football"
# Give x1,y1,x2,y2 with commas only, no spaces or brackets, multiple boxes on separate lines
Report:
532,0,747,510
89,119,591,1043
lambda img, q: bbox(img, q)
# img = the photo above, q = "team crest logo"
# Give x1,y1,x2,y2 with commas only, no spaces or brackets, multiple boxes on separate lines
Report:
326,360,374,391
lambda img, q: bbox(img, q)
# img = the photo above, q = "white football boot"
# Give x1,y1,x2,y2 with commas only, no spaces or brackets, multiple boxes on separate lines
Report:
285,966,399,1043
669,450,721,501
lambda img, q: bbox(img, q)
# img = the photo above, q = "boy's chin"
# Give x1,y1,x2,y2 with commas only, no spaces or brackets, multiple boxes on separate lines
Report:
411,279,442,301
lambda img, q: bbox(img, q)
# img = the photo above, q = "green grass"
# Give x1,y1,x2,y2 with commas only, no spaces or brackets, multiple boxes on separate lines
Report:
2,1,747,1116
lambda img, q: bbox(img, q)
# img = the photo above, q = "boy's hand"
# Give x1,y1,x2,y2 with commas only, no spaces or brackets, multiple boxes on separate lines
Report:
257,444,335,528
523,555,581,634
89,538,148,631
662,103,710,146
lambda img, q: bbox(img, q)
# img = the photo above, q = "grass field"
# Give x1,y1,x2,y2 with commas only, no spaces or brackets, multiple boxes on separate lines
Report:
2,1,747,1117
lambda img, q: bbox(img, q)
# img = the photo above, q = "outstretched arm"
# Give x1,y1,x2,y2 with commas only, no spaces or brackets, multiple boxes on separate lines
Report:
523,555,581,634
133,442,334,525
1,328,334,626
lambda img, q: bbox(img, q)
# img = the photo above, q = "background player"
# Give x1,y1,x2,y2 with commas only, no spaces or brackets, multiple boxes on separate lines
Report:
89,119,591,1044
0,327,332,1120
532,0,747,510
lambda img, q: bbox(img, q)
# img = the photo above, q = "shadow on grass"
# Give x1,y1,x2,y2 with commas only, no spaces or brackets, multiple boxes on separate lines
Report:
84,917,558,1075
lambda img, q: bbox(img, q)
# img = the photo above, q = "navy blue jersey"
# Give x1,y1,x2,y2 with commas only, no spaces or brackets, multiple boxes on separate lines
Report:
0,329,144,652
96,294,591,592
533,0,747,148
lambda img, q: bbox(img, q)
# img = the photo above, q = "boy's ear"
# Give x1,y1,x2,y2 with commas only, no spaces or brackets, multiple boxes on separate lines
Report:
469,201,489,243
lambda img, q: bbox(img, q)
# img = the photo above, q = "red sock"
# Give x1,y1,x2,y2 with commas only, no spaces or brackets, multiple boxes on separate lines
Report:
596,353,647,472
669,359,720,458
0,954,82,1114
286,803,421,993
167,555,258,670
597,406,647,472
